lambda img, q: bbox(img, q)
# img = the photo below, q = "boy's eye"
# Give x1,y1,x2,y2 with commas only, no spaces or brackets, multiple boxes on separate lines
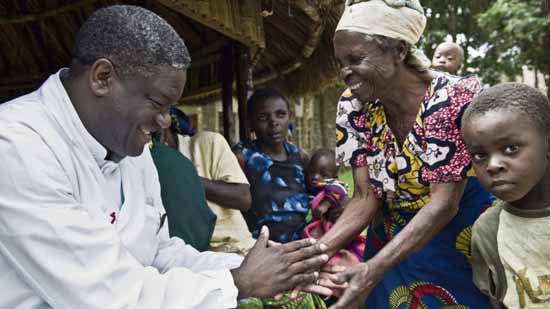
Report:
257,114,268,121
504,145,519,154
472,153,486,162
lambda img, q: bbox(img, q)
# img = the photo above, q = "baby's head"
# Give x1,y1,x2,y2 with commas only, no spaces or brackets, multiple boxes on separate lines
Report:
306,148,339,189
432,42,464,75
461,83,550,204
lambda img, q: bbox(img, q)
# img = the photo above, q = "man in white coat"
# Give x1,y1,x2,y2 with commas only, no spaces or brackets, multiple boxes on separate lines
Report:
0,5,328,308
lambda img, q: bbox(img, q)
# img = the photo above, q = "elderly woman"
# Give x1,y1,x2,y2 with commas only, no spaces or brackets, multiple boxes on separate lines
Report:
317,1,494,308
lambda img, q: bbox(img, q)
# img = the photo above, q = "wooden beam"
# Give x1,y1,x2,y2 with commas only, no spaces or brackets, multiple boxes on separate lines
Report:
236,43,253,141
221,42,235,144
189,53,220,68
0,0,96,25
191,38,228,58
157,0,264,49
0,72,51,85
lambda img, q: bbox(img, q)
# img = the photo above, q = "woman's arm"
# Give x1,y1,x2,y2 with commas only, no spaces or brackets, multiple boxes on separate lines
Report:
329,180,467,308
369,180,465,271
200,178,251,211
319,166,382,257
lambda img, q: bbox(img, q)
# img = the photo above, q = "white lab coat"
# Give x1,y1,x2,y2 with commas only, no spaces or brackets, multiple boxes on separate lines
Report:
0,70,243,308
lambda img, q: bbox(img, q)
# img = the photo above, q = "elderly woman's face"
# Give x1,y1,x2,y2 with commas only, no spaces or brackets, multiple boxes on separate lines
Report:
334,31,398,102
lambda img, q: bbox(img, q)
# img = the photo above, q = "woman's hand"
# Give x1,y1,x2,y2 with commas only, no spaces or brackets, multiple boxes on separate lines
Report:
294,264,349,297
328,260,385,309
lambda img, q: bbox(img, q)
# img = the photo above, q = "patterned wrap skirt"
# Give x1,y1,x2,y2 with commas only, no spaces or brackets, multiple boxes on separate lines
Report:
364,178,494,308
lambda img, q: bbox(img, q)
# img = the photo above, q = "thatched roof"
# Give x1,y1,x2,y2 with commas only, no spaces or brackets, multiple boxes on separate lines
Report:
0,0,344,104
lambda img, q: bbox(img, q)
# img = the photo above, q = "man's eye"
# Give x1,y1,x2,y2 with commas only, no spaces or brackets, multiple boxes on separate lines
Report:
149,98,163,109
350,56,362,65
504,145,519,154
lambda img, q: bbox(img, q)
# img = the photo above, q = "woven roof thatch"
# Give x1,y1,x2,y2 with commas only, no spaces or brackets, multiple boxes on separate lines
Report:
0,0,344,104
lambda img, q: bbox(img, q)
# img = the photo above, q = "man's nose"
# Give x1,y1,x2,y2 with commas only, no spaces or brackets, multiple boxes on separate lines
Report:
155,112,172,129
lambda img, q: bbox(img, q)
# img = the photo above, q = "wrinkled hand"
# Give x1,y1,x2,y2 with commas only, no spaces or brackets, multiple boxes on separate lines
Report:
328,261,384,309
232,226,329,299
299,264,348,297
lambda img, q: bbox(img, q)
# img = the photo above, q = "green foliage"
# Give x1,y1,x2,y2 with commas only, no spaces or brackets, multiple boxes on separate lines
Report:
477,0,550,91
419,0,549,93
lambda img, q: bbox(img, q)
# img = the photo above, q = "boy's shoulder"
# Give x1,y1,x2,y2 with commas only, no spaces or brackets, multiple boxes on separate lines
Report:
472,201,504,240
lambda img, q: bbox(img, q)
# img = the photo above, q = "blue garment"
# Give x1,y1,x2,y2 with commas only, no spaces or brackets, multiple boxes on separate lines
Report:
235,140,309,243
364,178,494,308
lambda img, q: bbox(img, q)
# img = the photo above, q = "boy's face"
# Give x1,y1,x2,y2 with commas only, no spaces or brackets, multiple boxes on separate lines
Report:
306,155,338,188
432,43,463,74
462,109,550,204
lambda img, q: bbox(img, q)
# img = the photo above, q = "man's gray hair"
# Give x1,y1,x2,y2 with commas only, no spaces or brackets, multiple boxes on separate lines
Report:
73,5,191,77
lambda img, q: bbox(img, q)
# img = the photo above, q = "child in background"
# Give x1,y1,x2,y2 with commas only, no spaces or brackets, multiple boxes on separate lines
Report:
303,149,365,268
305,149,348,222
461,83,550,309
431,41,464,75
234,88,311,244
234,88,327,308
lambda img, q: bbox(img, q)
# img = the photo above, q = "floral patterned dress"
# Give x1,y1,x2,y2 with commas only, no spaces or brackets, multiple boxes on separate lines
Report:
234,140,310,243
336,73,494,308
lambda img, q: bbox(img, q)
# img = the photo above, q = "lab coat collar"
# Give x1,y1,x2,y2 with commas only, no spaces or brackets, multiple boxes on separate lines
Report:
40,69,121,170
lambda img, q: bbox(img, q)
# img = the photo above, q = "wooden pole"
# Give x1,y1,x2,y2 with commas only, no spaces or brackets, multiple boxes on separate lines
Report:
236,43,254,141
221,42,234,144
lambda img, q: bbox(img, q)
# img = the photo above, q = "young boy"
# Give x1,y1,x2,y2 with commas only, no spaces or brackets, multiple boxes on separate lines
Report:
461,83,550,309
431,41,464,75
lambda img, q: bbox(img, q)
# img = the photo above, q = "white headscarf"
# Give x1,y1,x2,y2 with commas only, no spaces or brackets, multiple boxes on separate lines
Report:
336,0,431,71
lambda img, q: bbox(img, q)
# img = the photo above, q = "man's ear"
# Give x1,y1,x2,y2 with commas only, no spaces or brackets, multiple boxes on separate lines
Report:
89,58,117,97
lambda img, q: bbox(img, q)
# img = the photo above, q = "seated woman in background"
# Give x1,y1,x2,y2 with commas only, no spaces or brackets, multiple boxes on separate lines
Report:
233,88,310,244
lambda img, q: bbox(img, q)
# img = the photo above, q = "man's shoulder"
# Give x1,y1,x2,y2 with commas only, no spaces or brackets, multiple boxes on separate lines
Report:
0,91,46,128
0,94,57,148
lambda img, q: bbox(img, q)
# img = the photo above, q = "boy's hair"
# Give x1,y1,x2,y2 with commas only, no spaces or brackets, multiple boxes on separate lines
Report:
73,5,191,78
310,148,339,174
462,82,550,138
247,87,289,119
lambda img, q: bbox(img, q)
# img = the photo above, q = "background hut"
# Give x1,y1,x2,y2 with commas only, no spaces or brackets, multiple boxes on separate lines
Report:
0,0,344,146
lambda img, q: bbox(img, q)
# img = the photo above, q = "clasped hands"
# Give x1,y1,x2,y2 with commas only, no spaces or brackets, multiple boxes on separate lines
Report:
232,226,384,308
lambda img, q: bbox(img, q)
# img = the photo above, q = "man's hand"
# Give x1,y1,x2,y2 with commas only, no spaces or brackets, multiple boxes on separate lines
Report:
231,226,329,299
328,261,384,309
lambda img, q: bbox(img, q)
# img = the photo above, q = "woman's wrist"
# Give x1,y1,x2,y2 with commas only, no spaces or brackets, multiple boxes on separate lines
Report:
365,256,388,283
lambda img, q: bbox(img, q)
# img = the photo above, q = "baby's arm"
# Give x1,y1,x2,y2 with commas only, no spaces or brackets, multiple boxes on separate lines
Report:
312,200,331,220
